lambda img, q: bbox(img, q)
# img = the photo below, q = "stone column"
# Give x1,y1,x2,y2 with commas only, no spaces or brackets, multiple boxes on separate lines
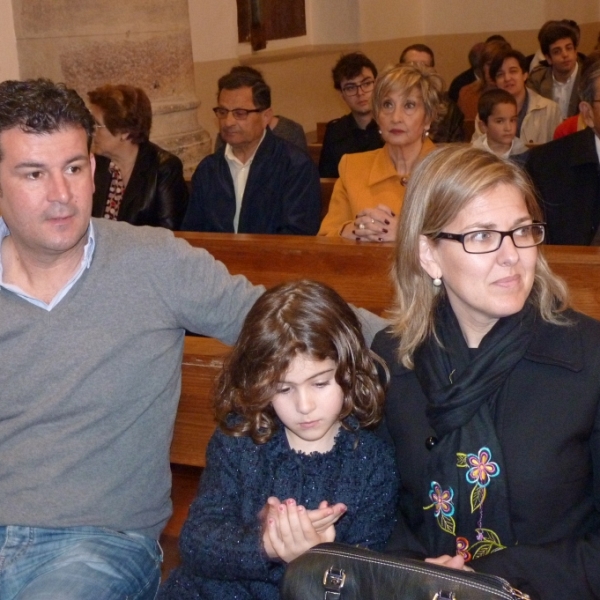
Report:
12,0,210,177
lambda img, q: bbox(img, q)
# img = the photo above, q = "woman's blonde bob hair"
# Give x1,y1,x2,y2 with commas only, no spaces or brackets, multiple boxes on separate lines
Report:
371,63,443,125
390,145,570,369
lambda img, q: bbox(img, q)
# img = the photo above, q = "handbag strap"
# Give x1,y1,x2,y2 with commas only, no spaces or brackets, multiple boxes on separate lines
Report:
323,566,346,599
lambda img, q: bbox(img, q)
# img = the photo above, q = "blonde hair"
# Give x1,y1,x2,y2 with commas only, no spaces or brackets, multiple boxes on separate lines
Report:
371,63,443,124
390,145,570,368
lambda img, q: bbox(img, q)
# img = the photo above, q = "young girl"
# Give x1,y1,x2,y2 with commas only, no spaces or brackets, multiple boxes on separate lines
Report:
159,280,398,600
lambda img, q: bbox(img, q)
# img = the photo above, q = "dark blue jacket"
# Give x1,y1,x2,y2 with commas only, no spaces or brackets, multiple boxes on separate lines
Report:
182,129,321,235
525,127,600,245
159,422,398,600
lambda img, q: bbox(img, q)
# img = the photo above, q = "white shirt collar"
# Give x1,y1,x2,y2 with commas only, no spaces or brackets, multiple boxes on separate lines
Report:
0,218,95,310
224,128,267,166
594,132,600,165
553,61,578,86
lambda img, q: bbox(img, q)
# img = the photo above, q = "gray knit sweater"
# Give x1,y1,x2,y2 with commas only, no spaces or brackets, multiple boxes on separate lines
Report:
0,219,263,539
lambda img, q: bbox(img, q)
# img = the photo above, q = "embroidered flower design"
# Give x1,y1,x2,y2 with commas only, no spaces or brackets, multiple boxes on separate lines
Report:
465,447,500,487
456,537,472,562
428,481,455,517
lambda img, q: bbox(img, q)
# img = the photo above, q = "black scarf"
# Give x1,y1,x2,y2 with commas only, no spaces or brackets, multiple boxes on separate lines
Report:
414,300,536,560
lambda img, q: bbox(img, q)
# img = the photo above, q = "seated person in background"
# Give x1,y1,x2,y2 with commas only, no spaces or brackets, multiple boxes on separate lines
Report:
528,20,582,119
88,84,188,230
182,70,320,235
318,64,441,242
400,43,465,143
319,52,383,178
526,60,600,245
448,42,484,103
472,89,527,158
158,280,398,600
214,66,307,153
553,50,600,139
458,39,511,121
472,49,561,145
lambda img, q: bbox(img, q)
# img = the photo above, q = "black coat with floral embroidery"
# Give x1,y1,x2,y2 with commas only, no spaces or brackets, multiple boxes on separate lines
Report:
373,309,600,600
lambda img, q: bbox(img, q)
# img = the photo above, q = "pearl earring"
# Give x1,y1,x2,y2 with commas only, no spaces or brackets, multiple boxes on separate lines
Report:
433,277,442,287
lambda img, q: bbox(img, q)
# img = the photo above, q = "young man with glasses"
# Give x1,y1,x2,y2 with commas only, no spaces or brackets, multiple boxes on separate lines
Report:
318,52,383,178
182,70,320,235
526,60,600,244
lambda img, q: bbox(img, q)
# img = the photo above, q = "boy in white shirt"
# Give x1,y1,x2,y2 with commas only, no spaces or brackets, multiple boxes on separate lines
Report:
472,89,528,159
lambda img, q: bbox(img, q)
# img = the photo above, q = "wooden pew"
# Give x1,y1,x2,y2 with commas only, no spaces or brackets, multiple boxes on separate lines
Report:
320,177,337,219
308,142,322,167
171,235,600,468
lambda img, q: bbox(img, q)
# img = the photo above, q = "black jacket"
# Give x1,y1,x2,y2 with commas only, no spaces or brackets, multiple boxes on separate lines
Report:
526,127,600,245
318,114,383,178
373,310,600,600
182,128,320,235
93,141,188,230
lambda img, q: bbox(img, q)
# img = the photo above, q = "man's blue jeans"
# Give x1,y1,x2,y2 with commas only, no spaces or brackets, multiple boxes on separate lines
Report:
0,526,162,599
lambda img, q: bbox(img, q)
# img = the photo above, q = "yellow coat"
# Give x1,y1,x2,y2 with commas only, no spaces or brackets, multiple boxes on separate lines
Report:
318,139,436,237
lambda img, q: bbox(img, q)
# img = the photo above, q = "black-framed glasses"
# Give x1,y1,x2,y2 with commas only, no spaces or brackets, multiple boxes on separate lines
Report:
435,223,546,254
212,107,264,120
341,79,375,96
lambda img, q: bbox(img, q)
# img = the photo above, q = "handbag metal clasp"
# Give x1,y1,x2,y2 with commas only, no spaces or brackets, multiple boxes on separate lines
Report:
323,566,346,599
432,592,457,600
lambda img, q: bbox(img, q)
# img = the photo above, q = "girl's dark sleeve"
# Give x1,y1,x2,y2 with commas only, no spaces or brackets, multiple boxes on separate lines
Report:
177,430,284,583
340,435,399,552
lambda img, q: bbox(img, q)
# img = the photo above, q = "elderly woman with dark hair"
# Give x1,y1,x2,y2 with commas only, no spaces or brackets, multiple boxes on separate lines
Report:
88,84,188,230
318,64,442,241
373,145,600,599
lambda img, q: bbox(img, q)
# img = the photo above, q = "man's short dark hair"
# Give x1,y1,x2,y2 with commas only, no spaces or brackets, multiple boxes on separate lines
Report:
399,44,435,67
468,42,486,69
538,20,579,56
0,78,95,160
217,70,271,110
331,52,378,90
478,88,517,123
489,49,528,81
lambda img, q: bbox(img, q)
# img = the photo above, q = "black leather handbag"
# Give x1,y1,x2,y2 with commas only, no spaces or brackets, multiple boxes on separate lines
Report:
281,543,530,600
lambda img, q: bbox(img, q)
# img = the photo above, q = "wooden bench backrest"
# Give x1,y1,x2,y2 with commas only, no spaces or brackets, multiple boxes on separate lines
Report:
172,234,600,466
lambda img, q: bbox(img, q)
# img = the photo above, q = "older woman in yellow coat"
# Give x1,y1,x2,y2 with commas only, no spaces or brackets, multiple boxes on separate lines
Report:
318,64,441,242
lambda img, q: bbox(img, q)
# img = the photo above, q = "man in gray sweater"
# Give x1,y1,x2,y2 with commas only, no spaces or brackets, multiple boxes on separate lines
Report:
0,79,382,599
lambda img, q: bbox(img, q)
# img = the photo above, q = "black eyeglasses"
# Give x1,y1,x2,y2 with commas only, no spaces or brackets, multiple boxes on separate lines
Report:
341,79,375,96
212,107,264,120
435,224,546,254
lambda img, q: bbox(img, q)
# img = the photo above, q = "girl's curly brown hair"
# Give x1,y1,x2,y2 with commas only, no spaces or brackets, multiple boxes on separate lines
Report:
215,280,388,444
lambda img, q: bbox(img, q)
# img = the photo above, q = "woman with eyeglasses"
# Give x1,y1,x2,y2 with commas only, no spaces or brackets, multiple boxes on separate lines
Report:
318,64,441,241
88,84,188,230
372,145,600,599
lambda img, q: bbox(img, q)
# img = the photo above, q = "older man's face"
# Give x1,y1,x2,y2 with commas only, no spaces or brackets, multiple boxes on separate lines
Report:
0,125,94,263
402,50,433,68
217,86,270,153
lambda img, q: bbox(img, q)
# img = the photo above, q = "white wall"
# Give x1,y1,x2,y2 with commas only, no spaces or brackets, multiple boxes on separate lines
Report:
0,1,19,81
188,0,600,63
